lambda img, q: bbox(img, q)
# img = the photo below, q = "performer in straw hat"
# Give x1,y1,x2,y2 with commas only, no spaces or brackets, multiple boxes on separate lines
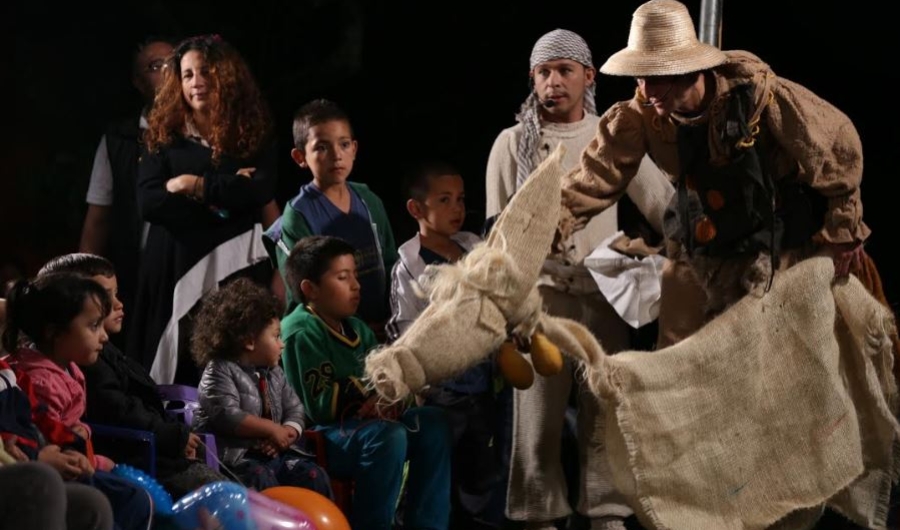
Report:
558,0,877,348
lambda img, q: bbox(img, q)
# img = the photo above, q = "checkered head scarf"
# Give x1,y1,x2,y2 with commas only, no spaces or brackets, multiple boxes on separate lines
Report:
515,29,596,190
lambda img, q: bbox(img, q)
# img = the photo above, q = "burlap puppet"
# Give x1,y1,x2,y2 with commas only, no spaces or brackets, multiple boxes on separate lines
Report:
363,145,899,530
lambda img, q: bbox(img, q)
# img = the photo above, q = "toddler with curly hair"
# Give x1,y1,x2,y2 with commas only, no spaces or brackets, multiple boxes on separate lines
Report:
191,277,332,496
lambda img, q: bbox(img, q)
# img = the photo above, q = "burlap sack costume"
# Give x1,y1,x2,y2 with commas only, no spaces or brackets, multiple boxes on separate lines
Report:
363,145,899,529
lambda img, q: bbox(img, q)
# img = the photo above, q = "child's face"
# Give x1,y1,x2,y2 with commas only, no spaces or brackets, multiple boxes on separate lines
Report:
305,254,360,320
91,275,124,335
411,174,466,237
53,295,108,366
244,318,284,368
293,120,357,186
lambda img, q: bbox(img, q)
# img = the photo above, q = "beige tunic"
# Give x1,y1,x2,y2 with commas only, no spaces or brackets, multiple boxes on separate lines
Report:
486,115,673,294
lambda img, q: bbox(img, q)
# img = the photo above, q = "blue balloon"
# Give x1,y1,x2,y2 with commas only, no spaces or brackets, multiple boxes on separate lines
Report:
111,463,174,516
171,481,256,530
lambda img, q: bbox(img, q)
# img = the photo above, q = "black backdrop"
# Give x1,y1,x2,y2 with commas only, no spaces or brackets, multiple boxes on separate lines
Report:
4,0,897,310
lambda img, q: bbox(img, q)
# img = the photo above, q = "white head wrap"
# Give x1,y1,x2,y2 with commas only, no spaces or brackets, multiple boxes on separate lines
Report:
515,29,596,190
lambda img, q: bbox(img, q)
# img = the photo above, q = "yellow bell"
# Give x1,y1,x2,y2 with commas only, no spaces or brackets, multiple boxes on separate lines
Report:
530,332,564,376
498,341,534,390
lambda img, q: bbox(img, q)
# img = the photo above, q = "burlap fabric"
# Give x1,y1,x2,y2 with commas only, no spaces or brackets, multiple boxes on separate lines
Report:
364,145,898,529
364,145,567,401
570,257,898,530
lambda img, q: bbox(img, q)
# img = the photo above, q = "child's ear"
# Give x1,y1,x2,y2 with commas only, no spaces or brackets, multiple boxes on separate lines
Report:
406,198,423,220
290,148,308,168
243,337,256,351
299,279,317,302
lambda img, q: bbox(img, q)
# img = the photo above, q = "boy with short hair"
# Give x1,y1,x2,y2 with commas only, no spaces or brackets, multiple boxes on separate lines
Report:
263,99,397,338
387,161,508,528
37,253,225,498
387,160,482,338
281,235,451,530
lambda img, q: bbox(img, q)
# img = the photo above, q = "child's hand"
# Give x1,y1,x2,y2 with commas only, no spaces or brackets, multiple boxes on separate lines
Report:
71,425,89,440
3,436,29,462
284,425,299,445
63,449,95,476
38,445,89,480
267,425,294,450
185,433,201,459
256,439,280,458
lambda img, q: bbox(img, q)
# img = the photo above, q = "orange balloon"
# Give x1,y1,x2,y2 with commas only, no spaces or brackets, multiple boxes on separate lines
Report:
260,486,350,530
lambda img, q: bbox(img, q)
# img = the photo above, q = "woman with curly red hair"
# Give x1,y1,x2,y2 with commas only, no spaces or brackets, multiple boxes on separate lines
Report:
131,35,278,386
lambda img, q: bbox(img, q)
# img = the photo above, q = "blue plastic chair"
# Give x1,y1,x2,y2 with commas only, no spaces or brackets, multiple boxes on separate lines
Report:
88,423,157,476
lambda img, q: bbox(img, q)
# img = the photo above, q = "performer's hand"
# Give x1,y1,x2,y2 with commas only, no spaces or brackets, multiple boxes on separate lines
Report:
829,241,862,278
560,189,590,232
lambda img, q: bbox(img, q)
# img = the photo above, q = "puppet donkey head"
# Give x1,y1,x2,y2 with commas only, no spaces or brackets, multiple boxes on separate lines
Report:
363,145,611,403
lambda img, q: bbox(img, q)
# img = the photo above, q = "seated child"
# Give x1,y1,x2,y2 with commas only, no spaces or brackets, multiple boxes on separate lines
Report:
1,355,115,530
387,161,508,527
191,277,332,496
38,253,226,498
263,99,397,339
281,235,452,530
3,273,153,530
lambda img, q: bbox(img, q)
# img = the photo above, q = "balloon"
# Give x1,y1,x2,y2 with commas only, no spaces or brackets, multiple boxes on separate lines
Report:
171,481,318,530
260,487,349,530
111,463,174,516
247,489,319,530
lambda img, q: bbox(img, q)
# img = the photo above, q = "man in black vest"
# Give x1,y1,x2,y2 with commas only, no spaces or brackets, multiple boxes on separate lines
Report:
79,36,175,346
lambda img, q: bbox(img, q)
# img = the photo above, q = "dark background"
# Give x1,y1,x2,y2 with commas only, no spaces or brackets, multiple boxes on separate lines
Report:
4,0,897,311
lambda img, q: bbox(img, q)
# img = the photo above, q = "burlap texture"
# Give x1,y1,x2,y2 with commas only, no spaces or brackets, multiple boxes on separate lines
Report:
364,142,898,529
581,257,899,530
364,145,566,401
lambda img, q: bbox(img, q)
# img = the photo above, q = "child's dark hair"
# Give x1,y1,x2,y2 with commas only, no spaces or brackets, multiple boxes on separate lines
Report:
2,273,112,353
404,160,462,202
191,278,281,366
285,236,357,304
38,253,116,279
292,99,353,149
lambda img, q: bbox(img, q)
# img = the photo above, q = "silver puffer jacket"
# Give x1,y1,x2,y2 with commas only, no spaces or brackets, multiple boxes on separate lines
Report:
194,359,305,465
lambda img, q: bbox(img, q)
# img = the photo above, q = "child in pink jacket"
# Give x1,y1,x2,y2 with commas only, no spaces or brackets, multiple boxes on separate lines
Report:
6,273,115,471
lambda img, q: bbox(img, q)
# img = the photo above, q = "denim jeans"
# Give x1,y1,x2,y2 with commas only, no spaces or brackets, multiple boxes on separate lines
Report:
317,406,452,530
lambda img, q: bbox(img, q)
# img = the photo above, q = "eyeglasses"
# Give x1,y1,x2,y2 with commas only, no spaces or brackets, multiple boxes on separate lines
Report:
145,59,167,73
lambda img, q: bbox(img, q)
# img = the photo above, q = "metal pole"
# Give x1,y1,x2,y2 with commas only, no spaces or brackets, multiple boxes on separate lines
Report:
698,0,724,48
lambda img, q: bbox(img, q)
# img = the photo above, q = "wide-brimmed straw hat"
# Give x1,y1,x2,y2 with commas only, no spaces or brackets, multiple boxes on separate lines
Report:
600,0,727,77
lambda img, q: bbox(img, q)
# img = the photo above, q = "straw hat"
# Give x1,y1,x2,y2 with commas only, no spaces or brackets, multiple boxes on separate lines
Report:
600,0,727,77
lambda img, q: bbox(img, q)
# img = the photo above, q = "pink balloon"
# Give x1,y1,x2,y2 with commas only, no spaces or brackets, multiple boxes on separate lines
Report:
247,489,319,530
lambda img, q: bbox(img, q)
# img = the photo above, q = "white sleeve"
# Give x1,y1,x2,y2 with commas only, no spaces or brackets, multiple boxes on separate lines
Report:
85,135,114,206
624,154,675,236
485,129,518,219
386,260,424,343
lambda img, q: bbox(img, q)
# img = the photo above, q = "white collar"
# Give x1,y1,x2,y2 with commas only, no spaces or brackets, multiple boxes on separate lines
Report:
397,231,483,282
